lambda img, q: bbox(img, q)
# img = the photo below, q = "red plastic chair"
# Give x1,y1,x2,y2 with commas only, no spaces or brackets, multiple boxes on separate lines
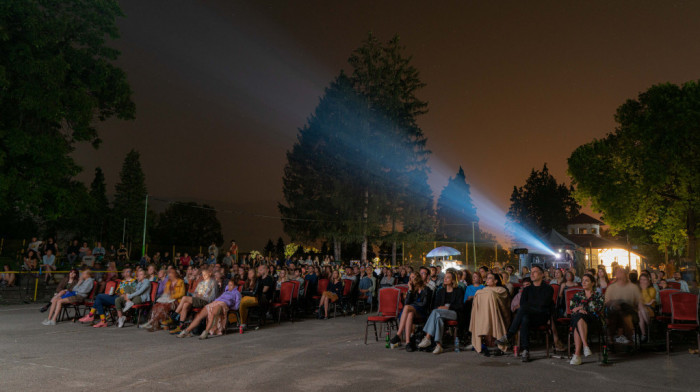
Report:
130,282,159,327
550,284,560,303
666,292,699,355
365,288,400,344
312,279,329,302
333,279,354,317
557,288,583,324
60,279,98,322
272,281,295,323
657,289,680,323
667,281,682,290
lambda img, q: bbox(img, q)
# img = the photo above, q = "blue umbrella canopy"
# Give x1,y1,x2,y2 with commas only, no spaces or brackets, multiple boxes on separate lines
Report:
426,246,461,258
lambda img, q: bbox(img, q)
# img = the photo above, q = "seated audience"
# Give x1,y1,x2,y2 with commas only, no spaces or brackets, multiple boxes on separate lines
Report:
317,270,343,319
1,264,16,287
417,271,464,355
43,269,94,325
496,265,556,362
667,271,690,292
170,268,217,334
177,279,242,339
470,272,510,354
604,267,642,344
510,277,531,313
79,268,136,328
390,272,429,351
637,273,656,342
141,269,185,331
115,269,151,328
569,273,604,365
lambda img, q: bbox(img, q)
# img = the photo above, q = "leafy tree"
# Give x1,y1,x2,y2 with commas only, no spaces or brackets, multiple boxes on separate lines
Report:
569,81,700,267
507,163,580,235
436,167,479,241
0,1,134,229
151,202,222,248
113,150,147,254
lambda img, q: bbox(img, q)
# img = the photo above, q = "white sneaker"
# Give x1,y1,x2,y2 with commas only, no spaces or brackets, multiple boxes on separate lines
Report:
199,330,209,340
42,319,50,326
569,354,582,365
49,320,56,326
417,336,431,348
117,316,126,328
583,346,592,357
615,335,631,344
122,301,134,312
432,344,443,355
139,321,152,329
465,344,474,351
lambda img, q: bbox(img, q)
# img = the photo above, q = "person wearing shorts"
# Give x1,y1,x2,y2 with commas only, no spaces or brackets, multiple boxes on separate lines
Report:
43,270,94,325
170,268,217,334
316,270,344,319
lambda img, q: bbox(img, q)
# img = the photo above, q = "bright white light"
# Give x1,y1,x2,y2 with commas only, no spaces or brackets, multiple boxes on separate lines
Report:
555,253,562,259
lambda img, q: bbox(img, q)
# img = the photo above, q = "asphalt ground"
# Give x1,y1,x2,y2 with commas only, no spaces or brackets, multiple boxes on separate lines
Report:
0,304,698,392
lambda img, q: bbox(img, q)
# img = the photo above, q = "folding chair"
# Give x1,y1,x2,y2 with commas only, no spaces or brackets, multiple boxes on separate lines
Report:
667,281,682,290
365,288,400,344
312,278,329,306
272,281,294,323
666,292,699,355
59,280,98,322
129,282,159,327
334,279,354,317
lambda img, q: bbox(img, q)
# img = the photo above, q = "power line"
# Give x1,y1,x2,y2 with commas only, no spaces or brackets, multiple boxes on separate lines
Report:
148,196,334,223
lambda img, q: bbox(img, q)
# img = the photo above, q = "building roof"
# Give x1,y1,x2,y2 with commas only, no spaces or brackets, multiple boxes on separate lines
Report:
543,229,579,249
568,213,605,225
568,234,623,249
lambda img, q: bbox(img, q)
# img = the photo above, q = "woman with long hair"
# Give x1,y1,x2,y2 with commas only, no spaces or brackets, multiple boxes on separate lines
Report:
41,268,80,313
43,269,94,325
569,273,604,365
417,271,464,355
238,268,260,329
142,269,184,331
317,270,343,319
638,273,656,342
596,267,610,293
390,272,429,351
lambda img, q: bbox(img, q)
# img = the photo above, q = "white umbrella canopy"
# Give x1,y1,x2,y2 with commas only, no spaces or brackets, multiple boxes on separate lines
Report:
426,246,461,258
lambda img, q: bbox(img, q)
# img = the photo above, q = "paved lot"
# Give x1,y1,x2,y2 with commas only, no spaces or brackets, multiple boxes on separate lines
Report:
1,304,698,391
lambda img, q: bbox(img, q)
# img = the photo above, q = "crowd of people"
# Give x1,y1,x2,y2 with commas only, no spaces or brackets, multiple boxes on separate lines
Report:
385,263,697,365
16,237,697,363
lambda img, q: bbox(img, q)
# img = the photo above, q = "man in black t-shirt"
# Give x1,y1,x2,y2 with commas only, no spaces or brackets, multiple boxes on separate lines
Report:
257,265,275,303
496,265,554,362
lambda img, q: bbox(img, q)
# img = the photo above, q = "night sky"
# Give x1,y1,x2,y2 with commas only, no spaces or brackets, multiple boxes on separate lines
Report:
74,0,700,250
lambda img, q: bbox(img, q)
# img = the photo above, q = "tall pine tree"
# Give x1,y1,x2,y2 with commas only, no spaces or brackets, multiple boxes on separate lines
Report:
436,167,479,241
113,149,147,256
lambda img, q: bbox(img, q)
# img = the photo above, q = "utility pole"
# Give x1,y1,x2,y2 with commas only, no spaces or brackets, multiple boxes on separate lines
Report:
141,194,148,257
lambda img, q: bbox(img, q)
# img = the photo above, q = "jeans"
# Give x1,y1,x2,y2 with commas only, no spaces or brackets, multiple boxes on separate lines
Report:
67,254,78,265
94,293,117,316
507,308,549,350
423,308,457,343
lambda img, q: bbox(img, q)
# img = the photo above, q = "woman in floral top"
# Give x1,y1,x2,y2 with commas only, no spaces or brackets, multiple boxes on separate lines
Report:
568,273,604,366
